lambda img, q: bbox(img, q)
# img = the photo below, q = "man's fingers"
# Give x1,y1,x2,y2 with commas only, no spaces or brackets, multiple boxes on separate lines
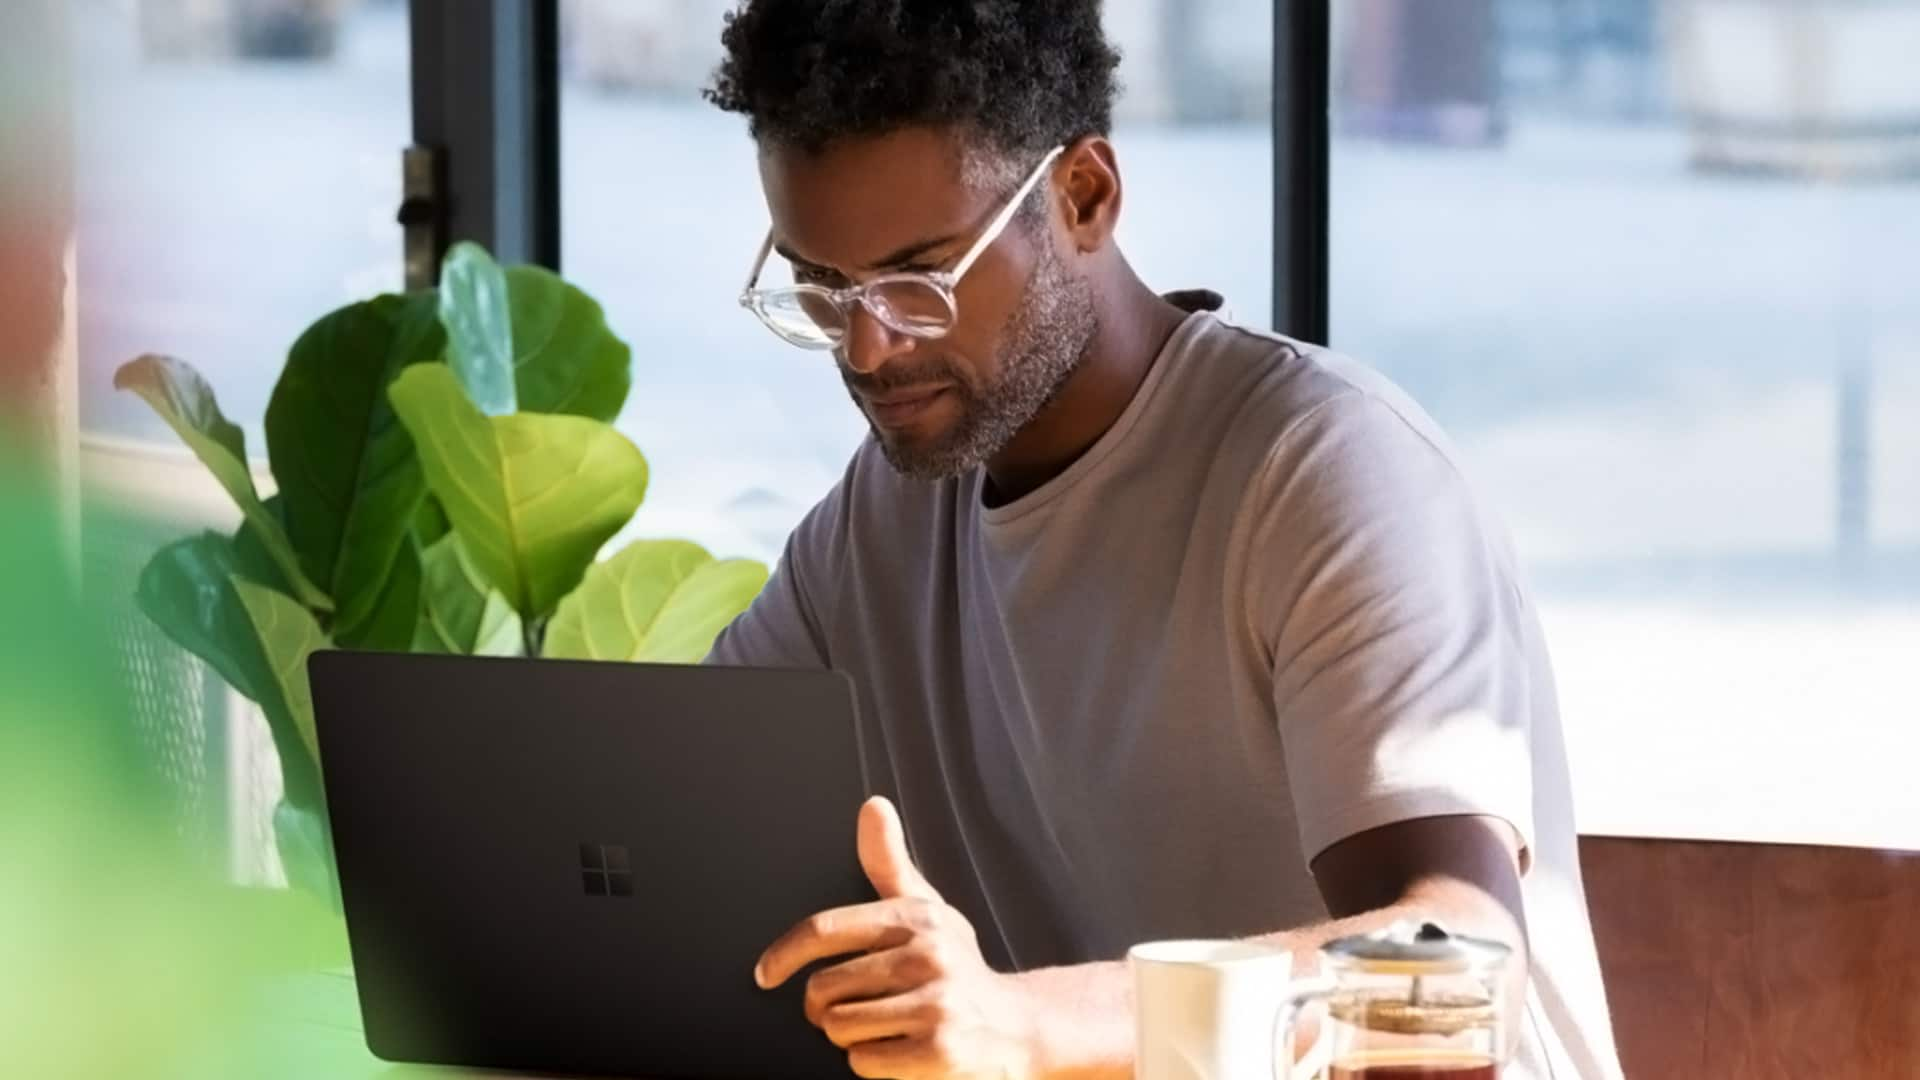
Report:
803,947,939,1027
817,982,942,1048
846,1034,939,1080
756,899,926,989
858,796,941,902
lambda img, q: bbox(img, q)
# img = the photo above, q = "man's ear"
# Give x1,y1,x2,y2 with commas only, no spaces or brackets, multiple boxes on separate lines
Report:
1054,135,1123,254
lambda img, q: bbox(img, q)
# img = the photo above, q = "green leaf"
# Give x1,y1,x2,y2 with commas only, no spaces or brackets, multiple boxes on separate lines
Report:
332,534,422,652
388,364,649,621
232,494,301,600
231,577,332,765
113,355,333,612
544,539,767,663
272,801,340,913
135,534,322,809
412,534,522,656
436,242,633,422
137,534,268,705
266,293,441,635
504,264,632,422
414,494,451,547
438,242,517,416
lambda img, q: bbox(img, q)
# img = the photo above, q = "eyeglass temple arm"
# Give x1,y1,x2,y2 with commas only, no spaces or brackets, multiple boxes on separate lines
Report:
741,230,775,296
739,144,1063,295
947,145,1066,281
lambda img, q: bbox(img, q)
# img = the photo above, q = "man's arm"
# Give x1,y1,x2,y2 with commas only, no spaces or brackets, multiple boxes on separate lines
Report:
1012,814,1527,1080
1018,391,1544,1080
755,805,1527,1080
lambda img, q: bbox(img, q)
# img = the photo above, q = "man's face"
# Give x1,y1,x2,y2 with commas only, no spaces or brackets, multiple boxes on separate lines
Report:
758,128,1097,480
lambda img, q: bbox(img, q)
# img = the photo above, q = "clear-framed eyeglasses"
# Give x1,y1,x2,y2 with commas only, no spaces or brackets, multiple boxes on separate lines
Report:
738,145,1066,350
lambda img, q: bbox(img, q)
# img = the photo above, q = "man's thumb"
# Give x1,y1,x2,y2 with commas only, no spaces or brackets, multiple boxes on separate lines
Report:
857,796,940,901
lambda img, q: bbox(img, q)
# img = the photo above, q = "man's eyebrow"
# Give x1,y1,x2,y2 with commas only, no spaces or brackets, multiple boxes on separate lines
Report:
773,232,966,274
773,242,828,270
862,232,964,271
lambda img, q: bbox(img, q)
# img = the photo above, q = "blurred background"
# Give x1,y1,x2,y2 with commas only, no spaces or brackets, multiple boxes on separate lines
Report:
37,0,1920,949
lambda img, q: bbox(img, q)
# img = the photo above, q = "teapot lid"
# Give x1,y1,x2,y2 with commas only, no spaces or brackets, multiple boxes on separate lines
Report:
1322,920,1510,976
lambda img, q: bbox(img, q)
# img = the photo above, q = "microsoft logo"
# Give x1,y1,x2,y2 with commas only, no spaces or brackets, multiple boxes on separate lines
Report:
579,842,633,897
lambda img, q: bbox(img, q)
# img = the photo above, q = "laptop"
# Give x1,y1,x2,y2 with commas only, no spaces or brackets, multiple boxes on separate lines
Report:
309,651,874,1079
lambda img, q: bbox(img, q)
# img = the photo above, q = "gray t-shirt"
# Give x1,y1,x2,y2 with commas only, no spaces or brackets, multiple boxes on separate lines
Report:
710,298,1623,1079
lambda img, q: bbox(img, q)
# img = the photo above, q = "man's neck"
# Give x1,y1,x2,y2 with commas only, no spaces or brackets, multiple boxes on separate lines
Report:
982,269,1190,505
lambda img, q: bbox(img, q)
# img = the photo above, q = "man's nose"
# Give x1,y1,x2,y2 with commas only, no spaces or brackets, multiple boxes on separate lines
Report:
839,301,918,377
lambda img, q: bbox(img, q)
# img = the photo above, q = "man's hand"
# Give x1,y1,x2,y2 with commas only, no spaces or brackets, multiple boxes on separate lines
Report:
755,797,1043,1080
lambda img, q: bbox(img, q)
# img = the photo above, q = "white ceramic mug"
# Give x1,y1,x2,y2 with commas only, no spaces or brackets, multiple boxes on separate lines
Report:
1129,940,1327,1080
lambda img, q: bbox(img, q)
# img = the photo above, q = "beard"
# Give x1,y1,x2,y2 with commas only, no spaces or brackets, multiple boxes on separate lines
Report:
843,238,1098,482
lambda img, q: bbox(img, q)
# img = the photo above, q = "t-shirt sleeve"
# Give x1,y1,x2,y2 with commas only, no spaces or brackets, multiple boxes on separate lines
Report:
1252,391,1537,867
705,488,839,671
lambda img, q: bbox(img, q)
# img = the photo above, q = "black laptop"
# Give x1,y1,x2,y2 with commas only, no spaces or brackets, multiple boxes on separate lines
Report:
309,651,873,1079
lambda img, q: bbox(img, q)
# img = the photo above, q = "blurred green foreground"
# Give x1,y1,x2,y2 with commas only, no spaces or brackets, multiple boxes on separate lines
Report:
0,440,361,1080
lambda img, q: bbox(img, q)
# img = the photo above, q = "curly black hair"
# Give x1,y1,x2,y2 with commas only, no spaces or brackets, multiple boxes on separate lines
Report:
704,0,1121,166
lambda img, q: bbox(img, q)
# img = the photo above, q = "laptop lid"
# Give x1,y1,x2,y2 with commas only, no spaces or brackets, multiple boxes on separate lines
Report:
310,651,871,1079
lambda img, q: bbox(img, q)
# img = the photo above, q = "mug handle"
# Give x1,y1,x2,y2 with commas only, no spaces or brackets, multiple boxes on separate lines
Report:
1272,975,1337,1080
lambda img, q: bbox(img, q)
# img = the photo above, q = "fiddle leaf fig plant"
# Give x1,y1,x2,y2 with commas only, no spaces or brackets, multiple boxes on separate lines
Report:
118,243,766,902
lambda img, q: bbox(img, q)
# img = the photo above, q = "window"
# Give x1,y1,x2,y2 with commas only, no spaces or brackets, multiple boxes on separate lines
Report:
75,0,410,448
1328,0,1920,845
73,0,414,882
558,0,1271,564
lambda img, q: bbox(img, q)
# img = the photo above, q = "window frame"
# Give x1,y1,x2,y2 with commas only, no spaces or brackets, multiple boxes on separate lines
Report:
1272,0,1331,343
407,0,561,285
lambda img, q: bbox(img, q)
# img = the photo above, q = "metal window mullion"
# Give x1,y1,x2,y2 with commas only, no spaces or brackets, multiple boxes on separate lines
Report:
405,0,560,288
1271,0,1331,343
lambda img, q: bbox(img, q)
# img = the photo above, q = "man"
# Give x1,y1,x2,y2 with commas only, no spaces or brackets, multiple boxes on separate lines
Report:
703,3,1623,1079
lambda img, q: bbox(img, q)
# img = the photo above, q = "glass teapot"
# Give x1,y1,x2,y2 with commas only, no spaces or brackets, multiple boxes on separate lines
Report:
1283,920,1512,1079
